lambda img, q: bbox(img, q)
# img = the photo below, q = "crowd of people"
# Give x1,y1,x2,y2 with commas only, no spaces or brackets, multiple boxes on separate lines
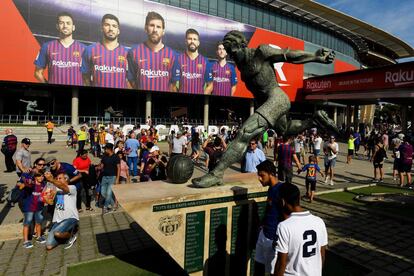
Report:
1,120,413,261
0,122,241,250
239,124,413,202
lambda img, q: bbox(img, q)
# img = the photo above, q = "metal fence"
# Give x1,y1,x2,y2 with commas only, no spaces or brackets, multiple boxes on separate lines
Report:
0,114,230,126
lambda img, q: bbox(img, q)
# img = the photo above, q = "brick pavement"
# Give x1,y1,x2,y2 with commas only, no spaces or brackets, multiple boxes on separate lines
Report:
0,204,412,275
0,140,412,275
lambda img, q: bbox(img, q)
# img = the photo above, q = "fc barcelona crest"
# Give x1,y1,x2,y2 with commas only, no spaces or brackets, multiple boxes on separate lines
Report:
72,51,80,58
225,70,231,75
118,56,126,63
158,215,182,236
197,63,203,70
162,58,170,66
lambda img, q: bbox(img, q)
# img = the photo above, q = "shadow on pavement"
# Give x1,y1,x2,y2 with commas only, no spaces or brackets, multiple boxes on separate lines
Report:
95,221,188,275
304,200,414,274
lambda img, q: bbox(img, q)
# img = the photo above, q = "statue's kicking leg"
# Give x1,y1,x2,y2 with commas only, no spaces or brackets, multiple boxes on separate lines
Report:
274,110,339,137
192,92,290,188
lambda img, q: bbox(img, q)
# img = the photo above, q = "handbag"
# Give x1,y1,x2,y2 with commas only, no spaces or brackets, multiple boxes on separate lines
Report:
1,143,7,154
41,183,57,205
7,186,22,203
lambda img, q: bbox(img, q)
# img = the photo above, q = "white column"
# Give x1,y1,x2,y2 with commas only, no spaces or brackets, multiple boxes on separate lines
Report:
204,96,209,129
145,92,152,119
333,106,338,126
249,100,254,115
71,88,79,126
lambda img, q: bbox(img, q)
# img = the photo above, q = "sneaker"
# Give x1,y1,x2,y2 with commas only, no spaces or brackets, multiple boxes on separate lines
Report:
23,241,33,249
102,208,112,215
373,179,379,183
64,234,77,250
324,177,329,184
329,180,334,186
36,236,46,244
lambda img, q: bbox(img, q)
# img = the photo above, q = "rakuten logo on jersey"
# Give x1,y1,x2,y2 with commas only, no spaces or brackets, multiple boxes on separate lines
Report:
94,65,125,73
52,60,80,68
182,72,202,79
213,77,230,83
140,69,169,78
385,69,414,86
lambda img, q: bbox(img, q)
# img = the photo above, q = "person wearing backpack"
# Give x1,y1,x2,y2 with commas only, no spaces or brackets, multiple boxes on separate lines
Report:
398,136,413,187
370,138,387,183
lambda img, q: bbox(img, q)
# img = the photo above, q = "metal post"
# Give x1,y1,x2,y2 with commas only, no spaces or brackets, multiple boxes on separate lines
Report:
401,104,408,133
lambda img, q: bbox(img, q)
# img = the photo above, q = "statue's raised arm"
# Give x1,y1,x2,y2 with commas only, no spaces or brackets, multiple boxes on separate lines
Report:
258,44,335,65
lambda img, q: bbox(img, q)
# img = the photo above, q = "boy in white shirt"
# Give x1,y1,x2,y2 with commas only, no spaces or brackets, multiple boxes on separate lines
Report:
274,184,328,276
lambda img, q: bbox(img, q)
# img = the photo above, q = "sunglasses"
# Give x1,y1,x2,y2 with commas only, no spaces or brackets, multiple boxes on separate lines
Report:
48,161,56,166
36,163,45,166
250,143,256,145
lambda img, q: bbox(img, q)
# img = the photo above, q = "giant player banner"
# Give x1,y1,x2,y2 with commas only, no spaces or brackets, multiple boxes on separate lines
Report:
0,0,354,100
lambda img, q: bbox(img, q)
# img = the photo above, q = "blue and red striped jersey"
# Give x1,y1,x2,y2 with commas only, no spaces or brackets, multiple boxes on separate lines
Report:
18,173,46,213
176,53,212,94
127,43,178,92
277,143,294,169
211,61,237,96
81,43,128,89
34,40,85,85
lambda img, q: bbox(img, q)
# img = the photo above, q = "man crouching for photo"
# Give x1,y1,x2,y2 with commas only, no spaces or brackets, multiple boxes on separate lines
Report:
44,172,79,250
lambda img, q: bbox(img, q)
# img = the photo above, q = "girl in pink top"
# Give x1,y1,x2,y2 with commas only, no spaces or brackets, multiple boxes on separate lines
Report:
117,152,130,184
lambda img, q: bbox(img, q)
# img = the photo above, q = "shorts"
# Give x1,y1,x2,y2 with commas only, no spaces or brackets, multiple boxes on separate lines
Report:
46,218,78,248
191,144,200,152
23,210,44,226
373,162,383,169
313,149,320,156
255,229,277,274
399,163,412,173
306,179,317,191
324,157,336,168
348,149,354,156
393,159,399,171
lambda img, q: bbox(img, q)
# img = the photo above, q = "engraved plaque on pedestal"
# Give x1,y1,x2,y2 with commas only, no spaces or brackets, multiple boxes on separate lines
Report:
209,207,228,257
184,211,205,273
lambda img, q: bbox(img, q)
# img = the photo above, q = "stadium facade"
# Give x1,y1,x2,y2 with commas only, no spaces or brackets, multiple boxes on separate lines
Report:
0,0,413,127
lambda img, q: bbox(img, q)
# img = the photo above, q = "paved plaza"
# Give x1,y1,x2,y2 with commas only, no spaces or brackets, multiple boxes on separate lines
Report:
0,139,413,275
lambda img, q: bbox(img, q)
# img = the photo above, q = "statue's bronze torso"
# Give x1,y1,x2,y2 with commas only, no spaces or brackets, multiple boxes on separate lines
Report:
235,47,282,104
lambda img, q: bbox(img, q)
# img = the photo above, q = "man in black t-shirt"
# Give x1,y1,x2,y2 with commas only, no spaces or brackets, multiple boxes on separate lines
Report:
99,143,120,214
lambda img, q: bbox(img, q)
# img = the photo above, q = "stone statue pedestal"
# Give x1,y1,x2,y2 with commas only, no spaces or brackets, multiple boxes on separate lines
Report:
22,121,37,125
113,173,268,275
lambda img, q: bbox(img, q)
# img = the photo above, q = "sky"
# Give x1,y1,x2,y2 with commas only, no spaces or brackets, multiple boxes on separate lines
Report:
315,0,414,62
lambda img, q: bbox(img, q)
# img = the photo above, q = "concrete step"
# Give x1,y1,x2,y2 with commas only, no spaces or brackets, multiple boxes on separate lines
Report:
1,126,69,141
